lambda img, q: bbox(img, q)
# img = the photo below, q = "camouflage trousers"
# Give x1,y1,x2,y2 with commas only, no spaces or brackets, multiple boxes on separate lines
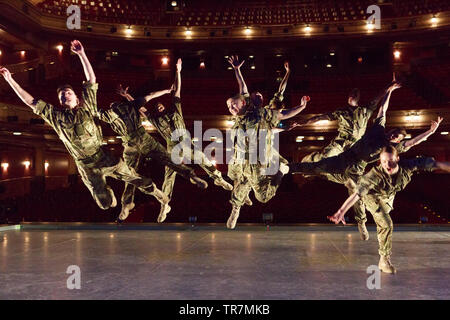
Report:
364,196,393,256
163,139,223,201
121,132,194,206
230,165,279,207
301,137,355,163
228,150,288,203
293,145,367,223
76,149,157,210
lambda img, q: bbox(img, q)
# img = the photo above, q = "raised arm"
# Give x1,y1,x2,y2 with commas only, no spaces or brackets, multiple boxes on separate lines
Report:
278,62,291,95
376,82,401,119
71,40,96,84
228,55,248,95
173,58,182,98
277,96,310,120
0,67,36,109
328,192,361,225
404,117,443,148
117,84,134,101
367,72,399,112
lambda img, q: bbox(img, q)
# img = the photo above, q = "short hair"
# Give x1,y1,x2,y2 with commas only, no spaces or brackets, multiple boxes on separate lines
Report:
349,88,360,102
387,127,407,138
56,84,75,96
231,94,246,101
381,145,398,156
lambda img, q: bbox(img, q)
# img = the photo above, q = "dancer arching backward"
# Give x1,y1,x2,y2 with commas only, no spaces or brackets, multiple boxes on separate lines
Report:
288,73,398,238
293,80,443,240
225,55,310,229
227,58,292,207
297,73,400,163
97,89,209,223
328,146,450,274
119,58,233,223
0,40,168,212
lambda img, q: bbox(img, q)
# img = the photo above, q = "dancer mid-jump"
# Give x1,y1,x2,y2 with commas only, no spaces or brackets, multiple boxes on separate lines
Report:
0,40,168,212
226,56,310,229
328,146,450,273
119,58,233,223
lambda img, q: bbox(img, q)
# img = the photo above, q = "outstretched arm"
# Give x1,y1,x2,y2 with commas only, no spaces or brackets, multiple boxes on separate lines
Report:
277,96,310,120
404,117,443,148
435,161,450,172
228,55,248,95
172,58,182,98
0,67,36,109
278,62,290,95
328,192,361,225
367,72,399,111
71,40,96,84
144,88,172,103
376,82,401,119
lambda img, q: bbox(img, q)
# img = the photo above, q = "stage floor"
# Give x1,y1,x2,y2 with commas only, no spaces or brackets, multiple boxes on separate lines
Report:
0,224,449,300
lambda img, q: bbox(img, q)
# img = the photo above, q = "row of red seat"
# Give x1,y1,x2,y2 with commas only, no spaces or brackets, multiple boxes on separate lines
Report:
35,0,450,27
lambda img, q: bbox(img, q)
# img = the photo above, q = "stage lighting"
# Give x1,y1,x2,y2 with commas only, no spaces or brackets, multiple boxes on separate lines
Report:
304,25,311,33
317,136,325,141
1,163,9,170
125,26,133,36
44,162,49,170
161,56,169,65
13,132,22,136
440,131,448,135
56,45,63,53
404,113,420,122
185,28,192,36
431,16,438,27
366,22,375,32
20,50,25,57
329,52,335,56
326,64,332,68
244,27,252,35
393,50,401,59
296,136,304,142
0,49,2,56
22,161,30,169
171,1,177,7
